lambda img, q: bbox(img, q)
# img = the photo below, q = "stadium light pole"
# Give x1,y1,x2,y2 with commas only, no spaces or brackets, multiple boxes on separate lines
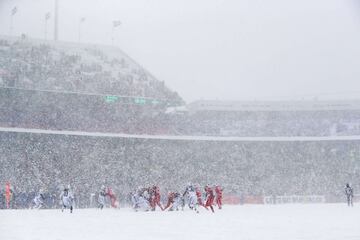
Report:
78,17,85,43
111,20,121,46
54,0,59,41
10,6,17,36
44,12,51,40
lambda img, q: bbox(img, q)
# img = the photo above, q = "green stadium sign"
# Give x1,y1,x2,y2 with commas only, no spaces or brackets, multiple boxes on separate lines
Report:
104,96,163,105
151,99,160,105
134,98,146,105
105,95,119,103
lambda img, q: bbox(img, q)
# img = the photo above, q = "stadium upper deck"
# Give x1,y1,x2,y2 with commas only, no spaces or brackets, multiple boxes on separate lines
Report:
1,35,360,137
0,35,182,103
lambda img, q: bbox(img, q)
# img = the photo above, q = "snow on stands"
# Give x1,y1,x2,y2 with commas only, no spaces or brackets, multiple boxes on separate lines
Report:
0,204,359,240
0,35,180,101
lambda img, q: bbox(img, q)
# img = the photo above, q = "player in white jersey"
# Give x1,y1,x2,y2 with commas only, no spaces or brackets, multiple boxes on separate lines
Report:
33,192,45,209
137,195,151,211
131,189,151,211
98,185,107,210
345,183,354,207
60,185,74,213
130,191,139,210
169,192,183,211
183,185,199,212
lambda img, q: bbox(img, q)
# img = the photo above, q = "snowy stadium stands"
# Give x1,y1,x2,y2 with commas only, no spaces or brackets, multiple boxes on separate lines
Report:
0,127,359,208
168,100,360,137
0,36,182,134
0,36,181,100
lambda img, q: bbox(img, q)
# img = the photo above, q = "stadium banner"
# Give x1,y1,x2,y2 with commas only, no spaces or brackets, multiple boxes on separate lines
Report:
264,195,326,204
243,195,264,204
223,195,264,205
223,195,241,205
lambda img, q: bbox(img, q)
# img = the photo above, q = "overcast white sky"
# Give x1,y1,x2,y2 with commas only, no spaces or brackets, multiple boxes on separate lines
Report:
1,0,360,102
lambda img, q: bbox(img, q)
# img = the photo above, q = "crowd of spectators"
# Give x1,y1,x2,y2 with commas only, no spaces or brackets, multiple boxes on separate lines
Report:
0,87,173,134
1,131,359,208
2,85,360,137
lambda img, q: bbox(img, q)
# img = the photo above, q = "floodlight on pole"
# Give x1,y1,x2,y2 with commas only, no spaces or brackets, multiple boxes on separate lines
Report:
111,20,121,46
45,12,51,40
78,17,86,43
54,0,59,41
10,6,18,36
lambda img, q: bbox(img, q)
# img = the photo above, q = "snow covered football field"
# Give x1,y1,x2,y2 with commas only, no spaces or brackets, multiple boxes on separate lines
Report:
0,204,359,240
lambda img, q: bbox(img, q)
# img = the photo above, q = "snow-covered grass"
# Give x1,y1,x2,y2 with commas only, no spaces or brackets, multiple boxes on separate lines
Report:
0,204,358,240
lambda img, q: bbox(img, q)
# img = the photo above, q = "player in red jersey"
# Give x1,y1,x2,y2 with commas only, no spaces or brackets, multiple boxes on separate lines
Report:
196,186,205,208
106,187,118,208
204,185,215,213
149,185,163,211
215,185,223,209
